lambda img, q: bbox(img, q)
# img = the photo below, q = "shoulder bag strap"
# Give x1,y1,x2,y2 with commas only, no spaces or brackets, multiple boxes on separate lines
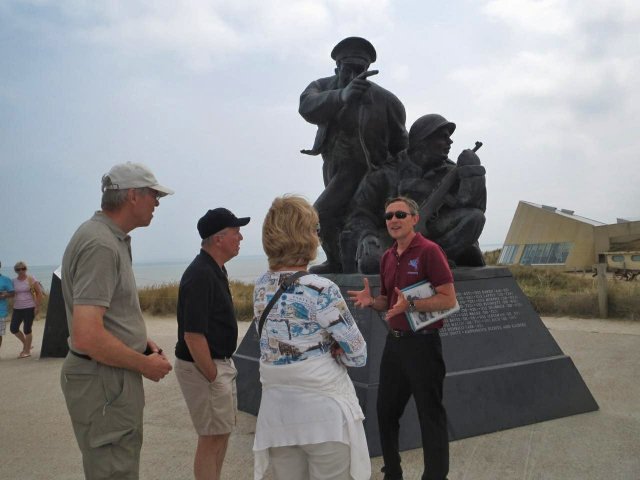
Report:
258,271,309,337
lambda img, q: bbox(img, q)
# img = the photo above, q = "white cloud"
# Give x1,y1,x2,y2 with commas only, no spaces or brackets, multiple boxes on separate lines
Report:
4,0,393,71
484,0,574,35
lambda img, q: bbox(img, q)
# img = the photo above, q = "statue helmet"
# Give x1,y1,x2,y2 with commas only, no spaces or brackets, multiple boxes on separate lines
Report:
409,114,456,147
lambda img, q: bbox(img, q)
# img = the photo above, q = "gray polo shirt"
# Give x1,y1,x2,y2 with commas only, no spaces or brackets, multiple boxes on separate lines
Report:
61,211,147,354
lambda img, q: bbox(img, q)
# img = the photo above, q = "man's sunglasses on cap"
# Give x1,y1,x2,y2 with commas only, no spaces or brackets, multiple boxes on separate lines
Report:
384,211,415,221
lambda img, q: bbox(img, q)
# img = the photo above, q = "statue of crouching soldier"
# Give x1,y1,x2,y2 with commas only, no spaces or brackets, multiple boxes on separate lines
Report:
399,114,486,267
344,113,486,273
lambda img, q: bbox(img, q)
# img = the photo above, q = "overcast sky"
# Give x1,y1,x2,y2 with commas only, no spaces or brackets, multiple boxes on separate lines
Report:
1,0,639,267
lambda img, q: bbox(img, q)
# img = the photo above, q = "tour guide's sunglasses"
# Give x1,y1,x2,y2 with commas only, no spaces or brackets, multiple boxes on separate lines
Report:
384,211,415,221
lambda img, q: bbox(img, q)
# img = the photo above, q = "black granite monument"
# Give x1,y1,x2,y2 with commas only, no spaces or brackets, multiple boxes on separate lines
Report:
234,35,598,458
40,271,69,358
234,267,598,456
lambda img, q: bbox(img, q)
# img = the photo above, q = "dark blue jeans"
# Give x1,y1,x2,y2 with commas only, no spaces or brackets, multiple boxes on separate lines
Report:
377,332,449,480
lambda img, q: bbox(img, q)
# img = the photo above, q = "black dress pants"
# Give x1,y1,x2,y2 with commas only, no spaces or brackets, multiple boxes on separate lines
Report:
377,332,449,480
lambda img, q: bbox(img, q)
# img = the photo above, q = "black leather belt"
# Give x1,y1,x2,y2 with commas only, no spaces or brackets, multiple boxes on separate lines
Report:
71,347,153,361
389,328,438,338
70,349,92,361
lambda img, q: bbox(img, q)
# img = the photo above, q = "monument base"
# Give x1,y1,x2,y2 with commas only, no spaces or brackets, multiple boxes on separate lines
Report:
41,273,69,358
234,267,598,457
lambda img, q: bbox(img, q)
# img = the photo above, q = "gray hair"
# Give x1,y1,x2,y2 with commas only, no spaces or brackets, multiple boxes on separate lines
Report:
101,189,129,211
201,229,229,248
101,184,151,212
385,196,420,214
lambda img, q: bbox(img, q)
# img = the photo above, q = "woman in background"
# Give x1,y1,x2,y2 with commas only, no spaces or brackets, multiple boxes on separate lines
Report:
253,195,370,480
11,261,42,358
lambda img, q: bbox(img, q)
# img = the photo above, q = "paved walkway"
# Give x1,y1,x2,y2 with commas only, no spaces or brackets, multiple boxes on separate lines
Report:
1,317,638,479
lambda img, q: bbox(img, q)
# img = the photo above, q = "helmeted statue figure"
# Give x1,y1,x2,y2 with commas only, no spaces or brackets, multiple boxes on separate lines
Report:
342,113,487,273
299,36,408,273
398,114,486,266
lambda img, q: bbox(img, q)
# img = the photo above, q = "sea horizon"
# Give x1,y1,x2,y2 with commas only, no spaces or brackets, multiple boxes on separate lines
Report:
10,243,504,293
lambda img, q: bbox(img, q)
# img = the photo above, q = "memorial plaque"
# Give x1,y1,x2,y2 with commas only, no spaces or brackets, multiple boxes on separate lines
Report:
234,267,598,457
40,272,69,358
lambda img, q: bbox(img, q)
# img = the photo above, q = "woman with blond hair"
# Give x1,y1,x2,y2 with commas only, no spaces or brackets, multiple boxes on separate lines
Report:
11,261,43,358
253,195,370,480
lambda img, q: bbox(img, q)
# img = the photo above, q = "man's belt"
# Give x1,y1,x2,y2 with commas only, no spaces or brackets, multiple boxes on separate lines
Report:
389,328,438,338
70,349,92,361
70,347,155,361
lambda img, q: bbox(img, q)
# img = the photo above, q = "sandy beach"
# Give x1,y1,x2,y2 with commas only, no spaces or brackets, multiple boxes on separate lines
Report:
0,316,638,480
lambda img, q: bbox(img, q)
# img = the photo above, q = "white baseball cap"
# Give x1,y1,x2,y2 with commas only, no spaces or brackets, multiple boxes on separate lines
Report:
101,162,174,197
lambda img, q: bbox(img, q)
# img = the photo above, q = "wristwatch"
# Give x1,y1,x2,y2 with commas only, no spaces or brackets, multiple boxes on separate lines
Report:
408,299,416,313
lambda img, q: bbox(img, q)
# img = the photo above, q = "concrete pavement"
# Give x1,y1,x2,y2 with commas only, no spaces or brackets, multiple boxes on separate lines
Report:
0,316,638,479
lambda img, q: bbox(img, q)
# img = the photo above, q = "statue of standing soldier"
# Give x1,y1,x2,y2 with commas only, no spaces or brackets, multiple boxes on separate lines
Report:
299,36,408,273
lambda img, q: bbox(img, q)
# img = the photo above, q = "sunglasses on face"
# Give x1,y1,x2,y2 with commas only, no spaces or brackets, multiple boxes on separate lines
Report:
15,267,26,272
384,210,414,221
147,189,161,200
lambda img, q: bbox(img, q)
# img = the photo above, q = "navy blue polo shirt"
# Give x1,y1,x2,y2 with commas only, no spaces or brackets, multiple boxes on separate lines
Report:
175,249,239,361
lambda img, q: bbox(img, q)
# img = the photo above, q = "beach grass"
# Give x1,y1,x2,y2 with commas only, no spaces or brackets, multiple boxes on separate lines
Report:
28,258,639,321
133,268,638,320
136,281,255,321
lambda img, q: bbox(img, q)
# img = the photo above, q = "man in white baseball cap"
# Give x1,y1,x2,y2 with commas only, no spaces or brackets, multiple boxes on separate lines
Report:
60,162,174,479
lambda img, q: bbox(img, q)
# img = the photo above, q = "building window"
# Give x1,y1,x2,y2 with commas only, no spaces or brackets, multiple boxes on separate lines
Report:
631,255,640,262
611,255,625,262
519,242,572,265
498,245,518,264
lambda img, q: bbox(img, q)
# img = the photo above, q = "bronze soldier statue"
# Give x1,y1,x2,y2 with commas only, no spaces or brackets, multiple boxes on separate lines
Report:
344,114,487,272
299,36,408,273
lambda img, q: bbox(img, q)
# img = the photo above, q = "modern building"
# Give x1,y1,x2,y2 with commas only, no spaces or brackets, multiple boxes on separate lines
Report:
498,201,640,271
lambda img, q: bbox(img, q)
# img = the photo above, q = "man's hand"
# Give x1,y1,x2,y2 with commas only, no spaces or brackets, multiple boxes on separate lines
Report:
146,338,167,358
347,277,374,308
386,288,409,320
72,305,173,380
141,354,172,382
339,69,378,104
184,332,218,383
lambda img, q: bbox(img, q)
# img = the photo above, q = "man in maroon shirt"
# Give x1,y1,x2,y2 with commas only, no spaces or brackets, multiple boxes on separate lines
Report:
349,196,457,480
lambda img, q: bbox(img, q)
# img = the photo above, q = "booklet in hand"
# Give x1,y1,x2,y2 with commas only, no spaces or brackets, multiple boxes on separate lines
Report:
401,280,460,331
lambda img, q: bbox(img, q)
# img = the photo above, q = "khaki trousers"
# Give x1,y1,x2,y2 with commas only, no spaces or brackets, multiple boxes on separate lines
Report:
61,354,145,480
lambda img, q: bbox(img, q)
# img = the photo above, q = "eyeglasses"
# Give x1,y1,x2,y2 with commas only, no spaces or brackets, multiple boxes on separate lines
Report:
315,224,321,235
147,189,161,200
384,211,415,221
15,267,26,272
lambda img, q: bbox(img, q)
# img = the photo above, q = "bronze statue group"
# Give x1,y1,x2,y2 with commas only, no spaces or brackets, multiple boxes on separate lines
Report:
300,36,486,275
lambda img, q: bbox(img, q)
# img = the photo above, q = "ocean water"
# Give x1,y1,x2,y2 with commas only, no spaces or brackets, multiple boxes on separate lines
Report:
13,255,271,293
